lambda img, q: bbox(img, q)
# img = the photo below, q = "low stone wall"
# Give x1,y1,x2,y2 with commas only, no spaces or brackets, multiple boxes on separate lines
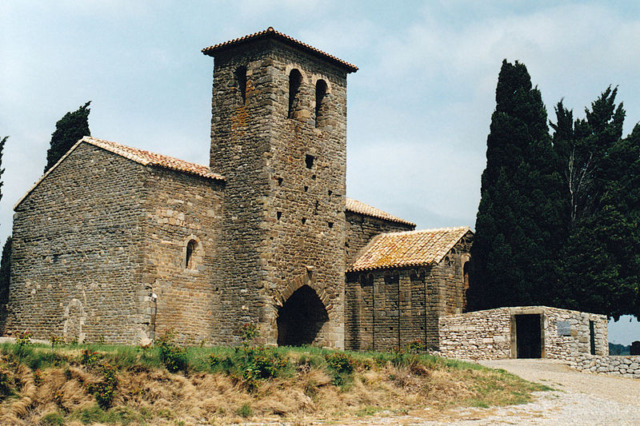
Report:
570,355,640,379
439,306,608,360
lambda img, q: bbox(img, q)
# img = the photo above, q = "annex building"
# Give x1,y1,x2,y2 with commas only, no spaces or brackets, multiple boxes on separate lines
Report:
3,29,609,361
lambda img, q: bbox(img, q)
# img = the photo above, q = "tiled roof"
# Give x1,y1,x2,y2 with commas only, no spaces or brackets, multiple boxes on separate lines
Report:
202,27,358,73
15,136,224,210
348,227,472,272
345,198,415,227
81,137,224,181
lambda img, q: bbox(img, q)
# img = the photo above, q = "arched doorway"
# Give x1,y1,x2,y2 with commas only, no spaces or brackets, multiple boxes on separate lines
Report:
277,285,328,346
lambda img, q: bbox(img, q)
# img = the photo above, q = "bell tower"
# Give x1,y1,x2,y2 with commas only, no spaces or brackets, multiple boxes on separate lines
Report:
202,28,357,347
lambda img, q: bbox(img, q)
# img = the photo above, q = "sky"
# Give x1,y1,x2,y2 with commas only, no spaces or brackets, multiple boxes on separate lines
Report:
1,0,639,344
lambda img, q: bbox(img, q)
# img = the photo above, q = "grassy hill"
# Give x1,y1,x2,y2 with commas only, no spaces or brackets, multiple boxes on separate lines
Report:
0,334,548,425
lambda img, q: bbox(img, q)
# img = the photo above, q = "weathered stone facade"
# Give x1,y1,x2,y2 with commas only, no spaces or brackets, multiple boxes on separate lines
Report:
5,141,224,344
345,232,471,351
570,354,640,378
439,306,608,360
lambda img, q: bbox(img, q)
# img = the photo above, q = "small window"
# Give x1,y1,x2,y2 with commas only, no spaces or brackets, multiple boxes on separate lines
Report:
235,66,247,104
305,154,315,169
277,211,282,220
186,240,197,269
277,177,283,186
328,222,334,229
288,69,302,119
301,217,307,225
315,79,327,127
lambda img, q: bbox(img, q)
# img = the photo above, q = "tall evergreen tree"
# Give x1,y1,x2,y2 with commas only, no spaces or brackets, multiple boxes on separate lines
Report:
468,60,563,310
552,89,640,319
0,237,11,306
44,101,91,173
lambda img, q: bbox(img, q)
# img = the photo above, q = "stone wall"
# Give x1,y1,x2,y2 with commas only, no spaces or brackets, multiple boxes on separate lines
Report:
345,239,470,351
139,167,224,345
345,212,414,265
570,355,640,378
208,38,353,347
5,144,149,344
439,306,608,360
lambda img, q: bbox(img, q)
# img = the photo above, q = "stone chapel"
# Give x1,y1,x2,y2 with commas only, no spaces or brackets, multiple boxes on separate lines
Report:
3,28,474,351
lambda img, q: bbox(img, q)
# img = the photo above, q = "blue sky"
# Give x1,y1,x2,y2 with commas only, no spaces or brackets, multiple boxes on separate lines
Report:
1,0,639,344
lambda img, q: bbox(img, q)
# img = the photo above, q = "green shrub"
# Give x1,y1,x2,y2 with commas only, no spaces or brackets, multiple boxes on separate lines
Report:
80,349,100,367
41,412,65,425
407,339,428,354
237,403,252,418
324,352,354,374
87,363,118,409
155,331,188,373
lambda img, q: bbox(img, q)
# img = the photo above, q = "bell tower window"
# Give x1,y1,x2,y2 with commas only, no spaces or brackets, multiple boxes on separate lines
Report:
315,79,327,127
288,69,302,119
235,66,247,104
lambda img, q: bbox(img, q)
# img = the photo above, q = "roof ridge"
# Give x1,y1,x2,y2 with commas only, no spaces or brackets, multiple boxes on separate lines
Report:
381,226,471,236
345,197,416,227
202,27,358,73
83,136,225,181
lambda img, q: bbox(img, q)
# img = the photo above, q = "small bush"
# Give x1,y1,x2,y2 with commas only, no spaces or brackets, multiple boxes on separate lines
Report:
324,352,354,375
88,363,118,409
407,339,428,354
0,362,14,399
80,349,100,367
237,403,252,418
41,412,65,425
155,331,188,373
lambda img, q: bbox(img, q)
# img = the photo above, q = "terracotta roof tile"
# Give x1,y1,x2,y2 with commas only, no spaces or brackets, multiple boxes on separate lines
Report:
14,137,224,210
202,27,358,73
345,198,415,227
348,227,472,272
82,137,224,181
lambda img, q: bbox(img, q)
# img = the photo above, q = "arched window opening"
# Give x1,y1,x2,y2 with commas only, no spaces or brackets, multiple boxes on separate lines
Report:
277,285,328,346
288,69,302,119
186,240,197,269
315,79,327,127
235,66,247,104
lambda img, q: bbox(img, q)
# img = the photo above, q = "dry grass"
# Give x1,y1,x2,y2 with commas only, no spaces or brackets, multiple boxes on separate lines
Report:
0,344,547,425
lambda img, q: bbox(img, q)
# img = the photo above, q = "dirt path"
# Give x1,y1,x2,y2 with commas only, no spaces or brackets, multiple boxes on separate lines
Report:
343,359,640,425
479,358,640,407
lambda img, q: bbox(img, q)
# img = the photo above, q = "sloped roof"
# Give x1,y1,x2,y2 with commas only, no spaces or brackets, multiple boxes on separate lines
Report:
202,27,358,73
15,136,224,210
80,137,224,180
348,227,471,272
345,198,415,227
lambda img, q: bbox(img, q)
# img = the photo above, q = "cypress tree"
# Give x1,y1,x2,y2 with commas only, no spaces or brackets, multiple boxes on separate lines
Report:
553,89,640,319
0,237,11,306
468,60,563,310
44,101,91,173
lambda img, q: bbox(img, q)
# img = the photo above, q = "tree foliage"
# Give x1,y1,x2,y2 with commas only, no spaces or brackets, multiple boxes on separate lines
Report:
44,102,91,173
471,63,640,319
468,60,563,310
552,89,640,319
0,237,12,306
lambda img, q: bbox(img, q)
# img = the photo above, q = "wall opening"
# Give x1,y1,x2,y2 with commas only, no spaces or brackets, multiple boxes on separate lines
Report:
515,314,542,358
589,320,596,355
277,285,328,346
185,239,197,269
235,66,247,104
288,69,302,119
305,154,315,169
315,79,327,127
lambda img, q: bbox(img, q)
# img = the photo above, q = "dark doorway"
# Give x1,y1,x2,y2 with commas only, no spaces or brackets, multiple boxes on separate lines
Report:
515,314,542,358
277,286,329,346
589,321,596,355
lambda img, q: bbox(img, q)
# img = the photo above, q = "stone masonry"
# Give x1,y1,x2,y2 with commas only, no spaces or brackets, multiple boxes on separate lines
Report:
439,306,608,360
